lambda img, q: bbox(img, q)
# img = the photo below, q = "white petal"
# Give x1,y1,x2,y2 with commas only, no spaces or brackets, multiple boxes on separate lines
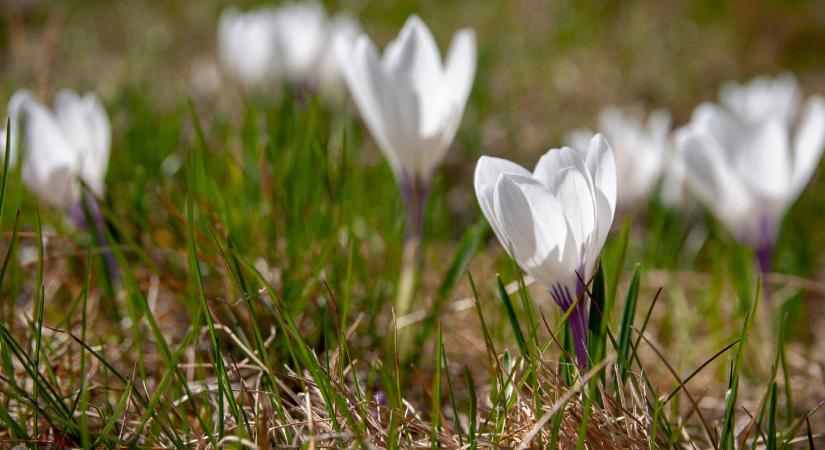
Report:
790,95,825,198
692,102,745,157
532,146,589,188
677,125,754,239
474,155,531,195
383,15,441,83
584,134,617,221
736,117,791,200
53,90,111,196
492,174,570,287
339,36,402,175
547,167,596,267
439,29,476,143
584,134,617,256
474,155,531,244
18,98,80,208
272,1,327,82
217,7,281,88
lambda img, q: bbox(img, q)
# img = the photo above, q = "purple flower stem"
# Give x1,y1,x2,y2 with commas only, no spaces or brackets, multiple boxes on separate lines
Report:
394,173,431,354
551,276,590,370
68,193,120,282
756,240,773,277
398,173,431,251
755,216,775,299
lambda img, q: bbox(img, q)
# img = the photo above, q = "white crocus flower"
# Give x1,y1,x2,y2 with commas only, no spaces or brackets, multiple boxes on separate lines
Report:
567,107,671,212
9,89,111,210
677,90,825,272
217,2,361,97
272,2,327,84
337,15,475,323
217,7,282,90
474,134,617,368
337,15,476,189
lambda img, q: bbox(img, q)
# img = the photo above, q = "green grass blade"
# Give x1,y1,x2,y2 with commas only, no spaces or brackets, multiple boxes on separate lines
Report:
497,274,528,359
766,381,778,450
721,276,761,447
618,263,641,382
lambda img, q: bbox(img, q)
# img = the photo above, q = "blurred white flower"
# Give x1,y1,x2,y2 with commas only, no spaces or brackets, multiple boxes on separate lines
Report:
272,2,327,83
677,78,825,271
218,6,282,90
474,134,617,368
217,2,361,96
337,15,476,184
567,106,671,211
7,89,111,210
659,146,689,208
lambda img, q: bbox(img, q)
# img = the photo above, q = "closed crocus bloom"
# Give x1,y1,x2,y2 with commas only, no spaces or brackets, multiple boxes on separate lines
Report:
272,2,327,84
567,107,670,212
337,15,476,188
677,93,825,272
11,89,118,279
337,15,475,326
217,7,282,90
10,89,111,210
475,134,617,368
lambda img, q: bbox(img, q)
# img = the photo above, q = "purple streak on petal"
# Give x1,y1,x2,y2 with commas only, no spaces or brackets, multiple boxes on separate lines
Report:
69,192,120,281
550,275,589,370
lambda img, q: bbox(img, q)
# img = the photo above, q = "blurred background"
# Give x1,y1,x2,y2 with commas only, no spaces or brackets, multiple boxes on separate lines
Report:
4,0,825,219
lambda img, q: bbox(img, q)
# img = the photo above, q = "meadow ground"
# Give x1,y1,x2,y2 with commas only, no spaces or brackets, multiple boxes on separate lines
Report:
1,0,825,448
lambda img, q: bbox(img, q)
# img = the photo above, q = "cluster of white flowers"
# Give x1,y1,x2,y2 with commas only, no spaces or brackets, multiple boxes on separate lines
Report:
217,1,360,97
3,2,825,370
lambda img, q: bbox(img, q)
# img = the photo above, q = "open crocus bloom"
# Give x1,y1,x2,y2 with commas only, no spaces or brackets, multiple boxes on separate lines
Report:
217,2,360,96
677,82,825,272
337,15,476,189
475,134,617,368
567,107,670,212
9,89,111,211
